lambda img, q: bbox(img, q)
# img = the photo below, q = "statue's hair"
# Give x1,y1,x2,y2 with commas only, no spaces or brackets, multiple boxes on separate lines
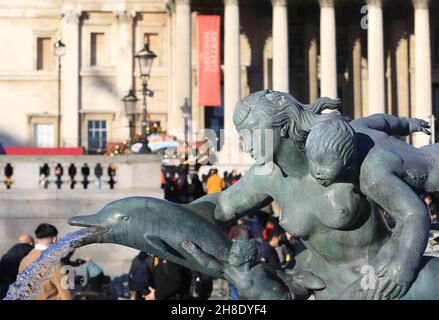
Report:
305,119,356,166
233,89,342,151
229,240,258,264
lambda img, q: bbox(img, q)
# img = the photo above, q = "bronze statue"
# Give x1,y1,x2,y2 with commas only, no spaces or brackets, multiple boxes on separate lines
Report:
70,90,439,300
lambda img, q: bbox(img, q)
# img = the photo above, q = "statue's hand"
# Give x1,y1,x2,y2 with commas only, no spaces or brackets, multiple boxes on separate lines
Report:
408,118,431,135
355,250,414,300
339,259,413,300
351,237,410,300
181,240,224,273
276,269,326,298
371,258,414,300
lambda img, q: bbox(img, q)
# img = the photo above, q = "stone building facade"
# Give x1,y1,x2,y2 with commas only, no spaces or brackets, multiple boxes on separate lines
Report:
0,0,438,152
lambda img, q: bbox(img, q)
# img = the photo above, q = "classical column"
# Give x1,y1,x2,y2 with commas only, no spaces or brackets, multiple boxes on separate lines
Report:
168,4,177,135
60,6,80,147
413,0,433,146
171,0,191,139
319,0,338,99
350,26,362,118
391,21,410,119
114,10,134,141
366,0,385,115
223,0,241,145
272,0,289,92
386,50,392,113
305,23,318,102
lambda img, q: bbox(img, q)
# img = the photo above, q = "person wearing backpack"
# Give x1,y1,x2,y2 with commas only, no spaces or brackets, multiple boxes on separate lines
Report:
128,252,151,300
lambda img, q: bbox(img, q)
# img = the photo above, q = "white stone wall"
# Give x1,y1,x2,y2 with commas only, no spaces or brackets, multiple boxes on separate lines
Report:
0,1,170,148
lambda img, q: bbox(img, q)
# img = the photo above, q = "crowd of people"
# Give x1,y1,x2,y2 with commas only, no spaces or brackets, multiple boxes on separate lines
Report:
3,167,439,300
161,167,242,203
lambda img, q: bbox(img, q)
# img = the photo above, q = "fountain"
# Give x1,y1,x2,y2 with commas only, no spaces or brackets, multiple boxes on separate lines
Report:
3,227,101,300
7,90,439,300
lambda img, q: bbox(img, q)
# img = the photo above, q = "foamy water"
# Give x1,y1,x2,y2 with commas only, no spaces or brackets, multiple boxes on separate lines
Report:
4,227,97,300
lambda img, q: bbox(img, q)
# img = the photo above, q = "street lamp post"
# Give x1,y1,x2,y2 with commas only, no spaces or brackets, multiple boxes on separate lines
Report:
134,43,157,154
122,90,138,139
54,40,66,148
181,98,192,140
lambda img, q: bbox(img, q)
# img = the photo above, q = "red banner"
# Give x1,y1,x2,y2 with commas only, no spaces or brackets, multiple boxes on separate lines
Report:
197,15,221,107
4,147,84,155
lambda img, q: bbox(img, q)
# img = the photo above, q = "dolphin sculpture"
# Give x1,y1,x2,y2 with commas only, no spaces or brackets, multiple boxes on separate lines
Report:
68,196,232,278
69,196,328,299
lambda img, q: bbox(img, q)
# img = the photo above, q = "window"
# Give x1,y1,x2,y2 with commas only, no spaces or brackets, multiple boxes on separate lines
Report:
36,37,53,70
88,120,107,152
90,33,106,66
33,123,54,147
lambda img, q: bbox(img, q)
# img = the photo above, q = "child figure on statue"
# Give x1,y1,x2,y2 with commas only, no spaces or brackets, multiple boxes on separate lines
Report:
305,114,436,299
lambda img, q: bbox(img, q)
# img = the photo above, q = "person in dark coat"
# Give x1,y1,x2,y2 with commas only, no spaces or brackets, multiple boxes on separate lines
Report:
189,271,213,300
81,163,90,189
108,163,116,189
4,163,13,189
94,163,103,189
39,163,50,189
94,164,103,178
4,163,13,177
177,173,189,204
40,163,50,177
0,241,33,298
188,174,205,202
163,172,178,202
257,228,282,270
128,252,151,300
143,257,191,300
68,163,77,189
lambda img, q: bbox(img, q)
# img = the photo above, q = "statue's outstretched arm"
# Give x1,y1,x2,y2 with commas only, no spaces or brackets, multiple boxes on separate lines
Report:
358,151,430,300
189,165,273,222
351,114,431,136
